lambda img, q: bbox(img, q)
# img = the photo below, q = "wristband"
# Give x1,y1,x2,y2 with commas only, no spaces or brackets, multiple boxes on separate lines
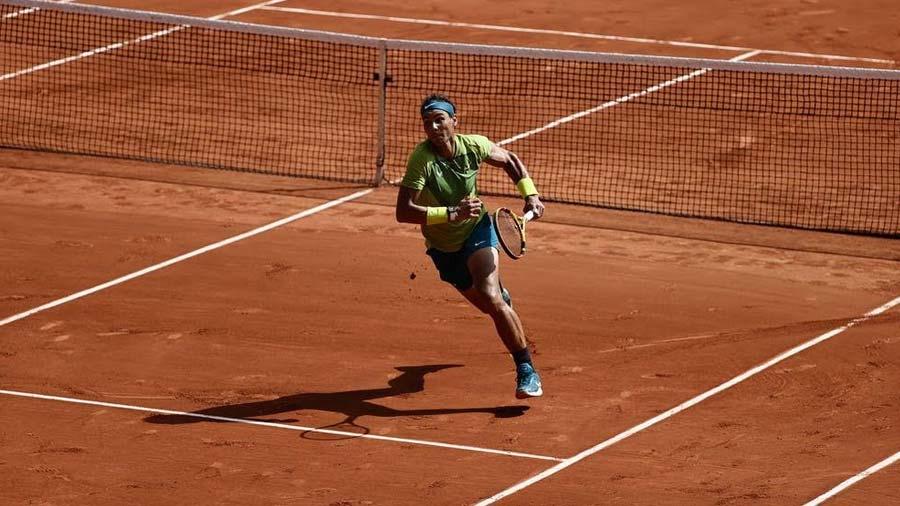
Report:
516,177,539,197
425,206,449,225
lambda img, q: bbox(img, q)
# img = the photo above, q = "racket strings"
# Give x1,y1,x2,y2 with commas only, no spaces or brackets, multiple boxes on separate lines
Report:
496,211,524,257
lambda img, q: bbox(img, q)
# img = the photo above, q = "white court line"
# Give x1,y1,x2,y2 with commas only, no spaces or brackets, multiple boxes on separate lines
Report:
803,450,900,505
2,0,73,20
1,0,371,327
5,0,895,491
0,0,556,465
0,189,372,327
596,333,735,355
261,5,894,65
207,0,285,21
0,0,286,82
0,389,563,462
0,26,180,81
473,295,900,505
500,49,760,146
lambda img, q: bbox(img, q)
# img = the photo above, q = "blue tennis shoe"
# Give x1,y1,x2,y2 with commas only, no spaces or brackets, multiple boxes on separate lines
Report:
515,362,543,399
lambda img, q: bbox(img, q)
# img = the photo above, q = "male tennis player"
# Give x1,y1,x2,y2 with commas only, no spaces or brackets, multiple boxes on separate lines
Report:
395,94,546,399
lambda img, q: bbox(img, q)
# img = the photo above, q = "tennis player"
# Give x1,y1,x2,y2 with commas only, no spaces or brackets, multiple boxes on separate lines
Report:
395,94,545,399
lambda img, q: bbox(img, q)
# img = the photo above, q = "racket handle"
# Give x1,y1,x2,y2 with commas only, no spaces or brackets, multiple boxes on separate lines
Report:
523,210,535,223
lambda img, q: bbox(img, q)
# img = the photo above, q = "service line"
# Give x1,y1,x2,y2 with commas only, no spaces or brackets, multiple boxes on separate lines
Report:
261,5,894,65
472,295,900,505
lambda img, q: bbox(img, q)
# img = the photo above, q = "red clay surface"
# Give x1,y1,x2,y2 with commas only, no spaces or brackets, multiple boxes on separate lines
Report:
2,1,899,505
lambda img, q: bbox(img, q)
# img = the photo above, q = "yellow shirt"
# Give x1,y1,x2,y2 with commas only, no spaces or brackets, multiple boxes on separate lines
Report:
401,134,493,252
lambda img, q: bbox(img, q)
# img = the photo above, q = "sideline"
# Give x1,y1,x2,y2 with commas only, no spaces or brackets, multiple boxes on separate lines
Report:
802,450,900,505
499,50,760,146
0,0,287,82
2,0,74,20
473,295,900,505
0,189,372,327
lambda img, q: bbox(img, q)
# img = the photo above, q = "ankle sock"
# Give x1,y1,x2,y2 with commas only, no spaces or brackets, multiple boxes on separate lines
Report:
512,347,532,367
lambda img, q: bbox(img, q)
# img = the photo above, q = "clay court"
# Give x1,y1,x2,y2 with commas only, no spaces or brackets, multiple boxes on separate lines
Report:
1,1,899,505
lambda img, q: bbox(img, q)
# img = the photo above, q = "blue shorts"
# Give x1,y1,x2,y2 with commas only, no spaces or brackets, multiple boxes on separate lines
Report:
426,215,499,290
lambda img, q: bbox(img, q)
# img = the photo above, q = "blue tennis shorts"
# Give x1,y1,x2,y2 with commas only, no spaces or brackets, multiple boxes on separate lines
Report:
426,215,499,290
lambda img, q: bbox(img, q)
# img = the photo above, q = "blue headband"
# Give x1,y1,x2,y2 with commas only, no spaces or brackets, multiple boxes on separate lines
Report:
421,99,456,117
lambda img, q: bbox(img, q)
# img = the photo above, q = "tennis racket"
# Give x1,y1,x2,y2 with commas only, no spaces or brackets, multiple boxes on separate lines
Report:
494,208,535,260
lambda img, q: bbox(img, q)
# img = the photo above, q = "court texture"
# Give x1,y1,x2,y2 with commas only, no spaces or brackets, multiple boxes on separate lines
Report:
1,0,898,505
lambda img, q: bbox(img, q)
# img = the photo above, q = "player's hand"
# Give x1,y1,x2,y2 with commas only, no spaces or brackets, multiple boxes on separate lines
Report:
452,196,483,222
524,195,544,220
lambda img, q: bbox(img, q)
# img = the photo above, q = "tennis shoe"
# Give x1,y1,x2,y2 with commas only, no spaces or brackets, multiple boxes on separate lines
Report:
515,362,543,399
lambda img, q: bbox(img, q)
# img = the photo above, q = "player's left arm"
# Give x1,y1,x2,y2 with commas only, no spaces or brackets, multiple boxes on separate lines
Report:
484,143,545,219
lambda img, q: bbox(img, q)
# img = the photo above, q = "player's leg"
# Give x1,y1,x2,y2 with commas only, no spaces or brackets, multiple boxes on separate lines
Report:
459,247,525,351
426,217,542,398
460,246,542,399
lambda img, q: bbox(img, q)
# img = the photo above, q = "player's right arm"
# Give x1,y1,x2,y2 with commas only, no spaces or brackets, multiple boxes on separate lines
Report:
395,185,428,224
395,186,481,225
396,147,479,225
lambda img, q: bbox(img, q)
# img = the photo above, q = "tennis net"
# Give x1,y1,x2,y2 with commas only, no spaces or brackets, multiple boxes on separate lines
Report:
2,0,898,236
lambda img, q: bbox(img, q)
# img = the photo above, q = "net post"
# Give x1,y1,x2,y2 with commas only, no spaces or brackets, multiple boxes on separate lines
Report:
373,39,389,186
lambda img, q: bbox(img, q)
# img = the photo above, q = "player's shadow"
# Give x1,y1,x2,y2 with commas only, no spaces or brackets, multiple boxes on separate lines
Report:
144,364,528,434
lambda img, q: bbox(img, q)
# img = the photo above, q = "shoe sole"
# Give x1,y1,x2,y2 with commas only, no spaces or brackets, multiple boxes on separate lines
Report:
515,386,543,399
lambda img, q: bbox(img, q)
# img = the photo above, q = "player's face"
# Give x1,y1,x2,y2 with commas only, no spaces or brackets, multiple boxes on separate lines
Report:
422,109,457,145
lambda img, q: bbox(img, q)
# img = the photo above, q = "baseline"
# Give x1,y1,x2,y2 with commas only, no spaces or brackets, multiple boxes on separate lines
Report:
260,5,894,65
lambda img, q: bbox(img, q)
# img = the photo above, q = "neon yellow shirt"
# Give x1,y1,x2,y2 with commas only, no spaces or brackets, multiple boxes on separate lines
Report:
401,134,493,252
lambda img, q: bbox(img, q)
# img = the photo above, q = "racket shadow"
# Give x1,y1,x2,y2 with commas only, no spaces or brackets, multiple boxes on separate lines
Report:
144,364,529,435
